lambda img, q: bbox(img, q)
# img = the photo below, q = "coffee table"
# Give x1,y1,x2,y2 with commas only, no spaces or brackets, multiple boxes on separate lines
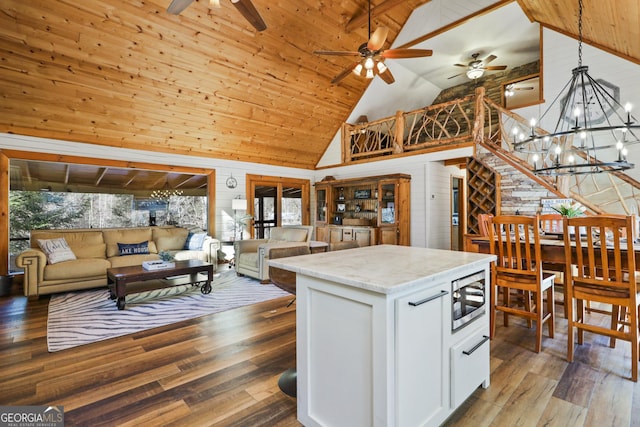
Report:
107,259,214,310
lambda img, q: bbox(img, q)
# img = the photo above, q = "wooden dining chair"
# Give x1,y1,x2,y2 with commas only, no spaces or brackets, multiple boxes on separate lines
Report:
488,214,556,352
539,213,568,316
563,215,640,381
477,213,494,237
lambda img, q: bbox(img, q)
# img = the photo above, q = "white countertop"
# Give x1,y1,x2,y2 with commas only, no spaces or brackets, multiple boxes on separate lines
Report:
269,245,496,295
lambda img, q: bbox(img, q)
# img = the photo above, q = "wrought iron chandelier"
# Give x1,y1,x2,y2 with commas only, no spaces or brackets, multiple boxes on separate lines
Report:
513,0,639,176
150,180,183,201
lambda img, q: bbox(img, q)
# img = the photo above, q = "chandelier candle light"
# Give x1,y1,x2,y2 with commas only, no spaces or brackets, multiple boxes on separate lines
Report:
513,0,639,176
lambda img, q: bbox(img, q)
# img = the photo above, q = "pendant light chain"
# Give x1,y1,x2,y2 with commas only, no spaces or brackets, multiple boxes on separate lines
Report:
577,0,583,67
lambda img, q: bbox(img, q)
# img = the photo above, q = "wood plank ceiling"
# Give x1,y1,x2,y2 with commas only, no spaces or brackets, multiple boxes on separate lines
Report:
0,0,638,170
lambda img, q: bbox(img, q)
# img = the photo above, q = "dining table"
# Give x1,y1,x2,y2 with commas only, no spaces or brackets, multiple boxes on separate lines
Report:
467,233,640,267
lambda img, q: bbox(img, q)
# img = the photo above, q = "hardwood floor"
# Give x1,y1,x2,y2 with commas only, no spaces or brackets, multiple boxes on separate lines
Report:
1,280,639,427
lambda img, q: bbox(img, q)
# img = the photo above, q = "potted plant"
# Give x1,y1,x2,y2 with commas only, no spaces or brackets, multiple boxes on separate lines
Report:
552,202,586,235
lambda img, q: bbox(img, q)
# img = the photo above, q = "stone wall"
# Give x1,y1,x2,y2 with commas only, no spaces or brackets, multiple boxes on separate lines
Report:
475,143,556,216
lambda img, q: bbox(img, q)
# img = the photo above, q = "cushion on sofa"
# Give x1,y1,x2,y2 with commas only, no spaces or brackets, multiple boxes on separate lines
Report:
30,230,104,249
153,227,189,251
117,241,150,256
74,243,107,259
268,227,309,243
43,258,111,281
108,253,159,268
184,232,207,250
104,228,154,257
37,237,77,264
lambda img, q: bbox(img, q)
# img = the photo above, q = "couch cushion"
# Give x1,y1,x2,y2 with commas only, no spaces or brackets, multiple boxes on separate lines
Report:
76,243,107,259
117,241,150,256
153,227,189,251
104,228,154,257
30,230,105,249
183,232,207,250
108,254,159,268
37,237,77,265
269,227,309,243
44,258,111,281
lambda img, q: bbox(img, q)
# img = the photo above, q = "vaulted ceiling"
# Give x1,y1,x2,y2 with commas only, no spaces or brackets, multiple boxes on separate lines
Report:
0,0,638,170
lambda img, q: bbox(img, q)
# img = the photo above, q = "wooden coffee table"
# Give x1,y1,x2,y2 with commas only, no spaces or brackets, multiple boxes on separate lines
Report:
107,259,214,310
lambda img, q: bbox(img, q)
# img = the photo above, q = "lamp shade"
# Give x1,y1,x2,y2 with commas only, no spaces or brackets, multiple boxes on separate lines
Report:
232,199,247,210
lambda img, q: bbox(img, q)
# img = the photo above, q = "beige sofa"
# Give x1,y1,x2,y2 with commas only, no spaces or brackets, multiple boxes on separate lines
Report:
234,225,313,282
16,226,219,297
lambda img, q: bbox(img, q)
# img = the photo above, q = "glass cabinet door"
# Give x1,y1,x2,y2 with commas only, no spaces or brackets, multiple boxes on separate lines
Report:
316,188,327,223
380,182,396,224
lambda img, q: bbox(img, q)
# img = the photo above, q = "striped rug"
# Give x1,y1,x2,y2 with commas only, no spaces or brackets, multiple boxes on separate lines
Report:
47,269,291,352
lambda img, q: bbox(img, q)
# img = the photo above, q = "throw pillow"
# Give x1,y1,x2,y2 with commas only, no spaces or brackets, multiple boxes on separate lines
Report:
37,237,77,264
183,232,207,250
117,241,150,256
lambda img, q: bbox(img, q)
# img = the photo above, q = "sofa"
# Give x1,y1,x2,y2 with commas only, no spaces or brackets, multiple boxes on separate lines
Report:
16,226,220,297
234,225,313,282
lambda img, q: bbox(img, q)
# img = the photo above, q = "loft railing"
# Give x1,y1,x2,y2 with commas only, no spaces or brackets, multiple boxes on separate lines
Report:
342,87,640,216
341,94,475,163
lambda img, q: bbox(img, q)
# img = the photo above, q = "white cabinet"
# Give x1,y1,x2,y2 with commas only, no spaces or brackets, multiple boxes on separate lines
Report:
396,284,450,426
450,325,491,407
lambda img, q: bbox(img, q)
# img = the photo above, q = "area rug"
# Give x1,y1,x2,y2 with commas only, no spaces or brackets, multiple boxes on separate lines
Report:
46,269,291,352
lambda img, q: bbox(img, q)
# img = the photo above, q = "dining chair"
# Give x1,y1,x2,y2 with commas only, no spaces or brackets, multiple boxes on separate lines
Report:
539,213,568,316
488,214,556,352
563,214,639,381
477,213,494,237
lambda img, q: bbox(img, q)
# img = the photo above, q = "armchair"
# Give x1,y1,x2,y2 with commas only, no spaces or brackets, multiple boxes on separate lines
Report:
234,225,314,282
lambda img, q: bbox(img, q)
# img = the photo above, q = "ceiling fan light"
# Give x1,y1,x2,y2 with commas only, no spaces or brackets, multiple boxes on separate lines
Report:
364,57,375,70
376,61,387,73
365,68,374,79
466,68,484,80
353,63,363,76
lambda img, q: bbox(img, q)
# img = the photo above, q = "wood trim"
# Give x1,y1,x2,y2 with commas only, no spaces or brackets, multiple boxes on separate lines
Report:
0,152,8,275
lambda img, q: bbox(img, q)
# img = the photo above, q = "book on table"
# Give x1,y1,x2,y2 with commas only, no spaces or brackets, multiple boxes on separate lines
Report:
142,260,176,271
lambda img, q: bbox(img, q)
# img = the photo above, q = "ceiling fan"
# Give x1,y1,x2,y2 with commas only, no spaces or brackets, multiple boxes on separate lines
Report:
448,53,507,80
313,1,432,85
167,0,267,32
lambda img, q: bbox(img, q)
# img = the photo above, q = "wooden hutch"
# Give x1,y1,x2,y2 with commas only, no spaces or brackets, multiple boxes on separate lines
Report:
314,174,411,246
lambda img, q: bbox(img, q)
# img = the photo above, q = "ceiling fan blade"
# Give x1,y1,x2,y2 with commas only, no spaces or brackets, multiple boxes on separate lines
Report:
368,27,389,51
483,54,497,65
484,65,507,71
453,63,467,68
448,73,463,80
331,63,360,84
378,67,395,84
382,48,432,59
167,0,194,15
313,50,361,56
231,0,267,32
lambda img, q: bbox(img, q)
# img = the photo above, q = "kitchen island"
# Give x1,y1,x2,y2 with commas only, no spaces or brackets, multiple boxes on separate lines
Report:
270,244,496,427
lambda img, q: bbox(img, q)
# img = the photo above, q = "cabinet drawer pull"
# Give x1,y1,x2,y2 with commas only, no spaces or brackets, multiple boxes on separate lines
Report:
462,335,490,356
408,290,448,306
